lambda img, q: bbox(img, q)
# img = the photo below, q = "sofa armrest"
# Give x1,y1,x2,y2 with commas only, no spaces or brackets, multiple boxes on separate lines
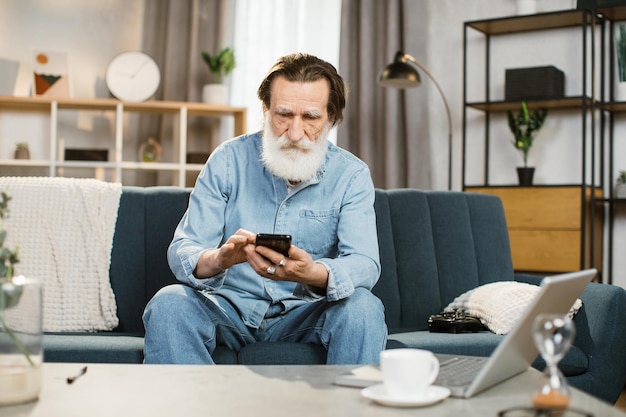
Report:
568,281,626,403
516,273,626,403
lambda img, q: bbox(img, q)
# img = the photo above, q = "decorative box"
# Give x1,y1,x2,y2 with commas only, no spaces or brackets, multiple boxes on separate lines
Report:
505,66,565,101
64,149,108,161
186,152,210,164
577,0,626,9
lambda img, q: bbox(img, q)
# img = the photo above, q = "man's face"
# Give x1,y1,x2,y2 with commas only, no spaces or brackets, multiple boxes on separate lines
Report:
261,76,332,183
265,76,331,142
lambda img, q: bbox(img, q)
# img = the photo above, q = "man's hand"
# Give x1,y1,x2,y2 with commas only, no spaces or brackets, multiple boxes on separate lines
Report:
193,229,256,278
245,239,328,290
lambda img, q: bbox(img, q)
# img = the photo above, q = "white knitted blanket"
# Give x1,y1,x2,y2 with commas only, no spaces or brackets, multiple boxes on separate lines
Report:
0,177,121,332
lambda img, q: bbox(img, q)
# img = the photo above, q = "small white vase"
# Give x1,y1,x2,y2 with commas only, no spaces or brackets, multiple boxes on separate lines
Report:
516,0,537,15
615,82,626,102
616,183,626,198
202,84,228,105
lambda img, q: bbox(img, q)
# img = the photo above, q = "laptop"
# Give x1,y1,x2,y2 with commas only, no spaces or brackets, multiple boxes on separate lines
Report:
334,269,596,398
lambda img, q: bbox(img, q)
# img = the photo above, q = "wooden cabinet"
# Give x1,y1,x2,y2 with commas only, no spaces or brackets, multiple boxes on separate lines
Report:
0,96,247,186
466,186,603,273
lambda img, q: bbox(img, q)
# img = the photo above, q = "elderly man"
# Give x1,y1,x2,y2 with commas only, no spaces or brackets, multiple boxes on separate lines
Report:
143,53,387,364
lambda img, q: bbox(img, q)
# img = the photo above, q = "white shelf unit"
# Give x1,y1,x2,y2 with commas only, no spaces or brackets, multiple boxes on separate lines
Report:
0,96,247,186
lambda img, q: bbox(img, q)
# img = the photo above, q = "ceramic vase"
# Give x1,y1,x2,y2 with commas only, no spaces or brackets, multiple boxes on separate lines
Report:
517,167,535,186
0,276,43,406
13,147,29,160
139,138,163,162
616,183,626,199
516,0,537,15
202,84,228,105
615,82,626,102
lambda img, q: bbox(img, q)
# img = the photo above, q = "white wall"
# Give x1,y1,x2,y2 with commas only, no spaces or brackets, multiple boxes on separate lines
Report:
0,0,144,99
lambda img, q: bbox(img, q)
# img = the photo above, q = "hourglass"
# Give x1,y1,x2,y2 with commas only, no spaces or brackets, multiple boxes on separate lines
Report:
532,313,576,409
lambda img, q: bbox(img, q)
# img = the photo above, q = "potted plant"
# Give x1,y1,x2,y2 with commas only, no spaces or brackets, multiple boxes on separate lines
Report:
616,170,626,198
507,101,548,186
13,143,29,160
0,192,43,405
200,47,235,105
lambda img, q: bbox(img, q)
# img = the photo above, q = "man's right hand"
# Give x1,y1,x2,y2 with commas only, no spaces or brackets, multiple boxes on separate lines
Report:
193,229,256,278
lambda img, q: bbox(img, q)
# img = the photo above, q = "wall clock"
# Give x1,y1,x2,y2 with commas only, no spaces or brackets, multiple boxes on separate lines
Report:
105,51,160,102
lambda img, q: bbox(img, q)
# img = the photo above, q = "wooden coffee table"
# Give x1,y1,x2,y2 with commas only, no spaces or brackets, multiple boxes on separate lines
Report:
1,363,624,416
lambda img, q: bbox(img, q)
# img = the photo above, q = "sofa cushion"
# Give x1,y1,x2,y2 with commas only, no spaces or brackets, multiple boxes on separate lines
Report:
372,189,515,332
43,333,144,363
388,330,503,357
143,186,191,301
109,186,190,335
109,187,147,335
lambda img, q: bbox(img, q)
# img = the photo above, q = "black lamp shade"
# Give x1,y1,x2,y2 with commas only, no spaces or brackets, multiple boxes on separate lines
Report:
377,54,422,88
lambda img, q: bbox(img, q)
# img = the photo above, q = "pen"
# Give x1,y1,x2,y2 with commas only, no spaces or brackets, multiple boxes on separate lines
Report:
66,366,88,384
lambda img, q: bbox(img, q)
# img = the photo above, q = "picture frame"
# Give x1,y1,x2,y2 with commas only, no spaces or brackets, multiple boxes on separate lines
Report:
32,49,71,98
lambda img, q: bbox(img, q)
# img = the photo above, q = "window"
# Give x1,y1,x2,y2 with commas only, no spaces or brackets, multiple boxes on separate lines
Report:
231,0,341,141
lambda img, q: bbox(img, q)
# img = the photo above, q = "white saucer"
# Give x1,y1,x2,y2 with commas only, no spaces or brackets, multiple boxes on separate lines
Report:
361,384,451,408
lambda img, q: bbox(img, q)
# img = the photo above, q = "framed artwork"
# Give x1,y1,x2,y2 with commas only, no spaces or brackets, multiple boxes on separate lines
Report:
32,50,71,98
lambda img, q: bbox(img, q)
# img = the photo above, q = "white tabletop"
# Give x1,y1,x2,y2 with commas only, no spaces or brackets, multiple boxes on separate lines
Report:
1,363,623,417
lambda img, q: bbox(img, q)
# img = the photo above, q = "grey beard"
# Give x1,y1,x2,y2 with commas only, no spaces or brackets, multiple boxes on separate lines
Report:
261,123,329,183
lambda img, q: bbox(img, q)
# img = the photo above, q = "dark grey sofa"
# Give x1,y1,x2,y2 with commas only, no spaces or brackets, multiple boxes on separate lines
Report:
42,186,626,404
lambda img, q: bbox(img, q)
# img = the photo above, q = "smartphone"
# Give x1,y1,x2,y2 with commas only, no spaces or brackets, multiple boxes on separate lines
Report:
255,233,292,257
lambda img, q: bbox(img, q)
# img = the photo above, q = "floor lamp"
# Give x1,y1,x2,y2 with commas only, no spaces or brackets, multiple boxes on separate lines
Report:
378,50,453,190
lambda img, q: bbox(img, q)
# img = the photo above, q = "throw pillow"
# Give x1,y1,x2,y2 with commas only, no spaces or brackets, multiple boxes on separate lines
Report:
443,281,582,335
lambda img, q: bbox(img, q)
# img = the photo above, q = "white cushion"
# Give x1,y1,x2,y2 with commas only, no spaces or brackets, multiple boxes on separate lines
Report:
443,281,582,335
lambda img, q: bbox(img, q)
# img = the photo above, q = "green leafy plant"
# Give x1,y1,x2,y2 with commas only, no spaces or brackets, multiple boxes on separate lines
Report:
0,192,33,366
201,48,236,84
618,170,626,184
507,101,548,167
15,143,28,151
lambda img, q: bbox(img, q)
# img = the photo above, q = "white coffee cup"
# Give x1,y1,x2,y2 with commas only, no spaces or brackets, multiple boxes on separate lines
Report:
379,348,440,400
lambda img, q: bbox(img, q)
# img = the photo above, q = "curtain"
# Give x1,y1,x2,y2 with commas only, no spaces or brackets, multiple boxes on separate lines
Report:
338,0,432,190
134,0,233,185
230,0,342,135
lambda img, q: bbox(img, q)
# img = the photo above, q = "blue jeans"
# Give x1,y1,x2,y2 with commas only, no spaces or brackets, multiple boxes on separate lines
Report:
142,284,387,364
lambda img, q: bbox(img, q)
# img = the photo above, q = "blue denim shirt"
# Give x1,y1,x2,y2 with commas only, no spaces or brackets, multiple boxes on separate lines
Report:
167,131,381,329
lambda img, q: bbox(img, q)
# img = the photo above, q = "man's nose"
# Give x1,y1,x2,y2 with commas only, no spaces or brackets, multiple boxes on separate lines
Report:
286,117,305,142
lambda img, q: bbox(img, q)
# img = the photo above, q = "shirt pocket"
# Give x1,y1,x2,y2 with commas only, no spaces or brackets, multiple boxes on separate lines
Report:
296,208,339,256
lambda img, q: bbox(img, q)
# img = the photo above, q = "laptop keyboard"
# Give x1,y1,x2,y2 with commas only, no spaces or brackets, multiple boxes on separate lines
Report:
436,356,488,386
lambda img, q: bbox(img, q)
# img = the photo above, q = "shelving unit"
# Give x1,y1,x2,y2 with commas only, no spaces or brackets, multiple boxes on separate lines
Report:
597,6,626,284
462,9,604,275
0,96,247,186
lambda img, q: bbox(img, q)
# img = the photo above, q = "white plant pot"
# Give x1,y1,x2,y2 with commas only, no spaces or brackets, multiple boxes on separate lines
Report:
516,0,537,15
616,183,626,198
202,84,228,105
615,82,626,102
